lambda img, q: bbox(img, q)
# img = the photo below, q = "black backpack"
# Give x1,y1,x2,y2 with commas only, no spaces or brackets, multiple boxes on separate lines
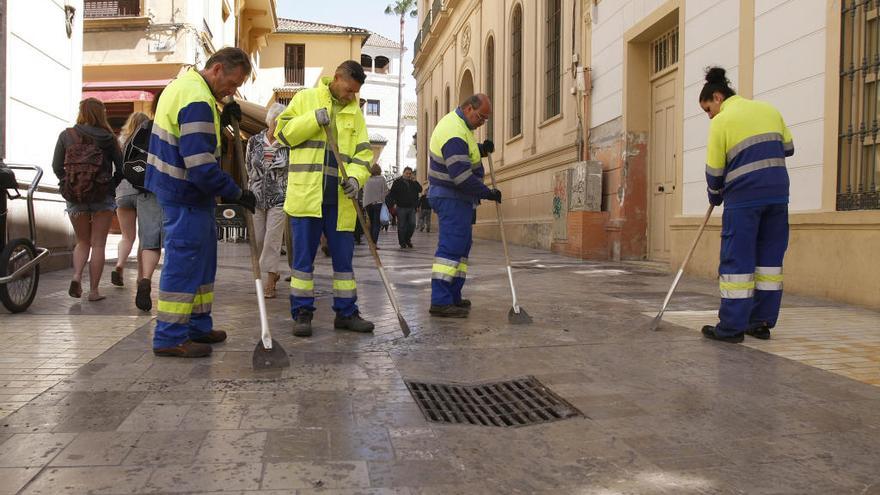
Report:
122,120,151,192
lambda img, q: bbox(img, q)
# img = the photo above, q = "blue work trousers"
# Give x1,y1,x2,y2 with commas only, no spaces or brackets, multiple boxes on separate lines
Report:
153,203,216,349
716,203,789,337
289,204,358,318
431,197,473,306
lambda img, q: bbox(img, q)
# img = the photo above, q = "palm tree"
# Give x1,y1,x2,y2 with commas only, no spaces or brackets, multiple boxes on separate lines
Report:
384,0,418,175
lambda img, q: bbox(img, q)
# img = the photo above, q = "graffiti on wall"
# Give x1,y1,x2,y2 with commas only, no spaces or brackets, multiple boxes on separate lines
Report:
553,170,569,240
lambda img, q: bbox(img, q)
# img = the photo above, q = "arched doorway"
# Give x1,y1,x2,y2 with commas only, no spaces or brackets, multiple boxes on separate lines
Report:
459,69,474,105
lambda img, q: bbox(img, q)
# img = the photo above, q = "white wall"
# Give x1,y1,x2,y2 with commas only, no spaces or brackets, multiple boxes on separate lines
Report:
752,0,826,212
6,0,83,180
589,0,669,127
681,0,740,215
361,43,416,175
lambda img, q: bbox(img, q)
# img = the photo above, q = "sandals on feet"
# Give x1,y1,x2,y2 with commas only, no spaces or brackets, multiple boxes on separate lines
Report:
68,280,82,298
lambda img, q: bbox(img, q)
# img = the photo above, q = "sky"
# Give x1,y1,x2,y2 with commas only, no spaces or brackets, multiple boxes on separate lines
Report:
276,0,420,102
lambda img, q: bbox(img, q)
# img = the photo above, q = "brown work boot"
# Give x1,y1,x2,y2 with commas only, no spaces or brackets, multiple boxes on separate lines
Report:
191,330,227,344
264,272,280,299
429,304,469,318
153,340,212,358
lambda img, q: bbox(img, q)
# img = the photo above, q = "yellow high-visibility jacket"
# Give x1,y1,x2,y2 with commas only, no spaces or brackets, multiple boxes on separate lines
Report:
275,76,372,231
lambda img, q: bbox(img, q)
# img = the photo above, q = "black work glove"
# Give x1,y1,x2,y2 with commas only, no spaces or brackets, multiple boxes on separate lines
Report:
479,139,495,157
486,188,502,203
220,101,242,127
707,189,723,206
223,189,256,213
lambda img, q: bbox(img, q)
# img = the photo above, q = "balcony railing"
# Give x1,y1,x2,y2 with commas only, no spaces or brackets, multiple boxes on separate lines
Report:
84,0,140,18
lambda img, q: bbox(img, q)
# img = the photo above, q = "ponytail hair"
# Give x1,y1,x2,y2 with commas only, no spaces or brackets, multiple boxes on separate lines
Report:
699,66,736,102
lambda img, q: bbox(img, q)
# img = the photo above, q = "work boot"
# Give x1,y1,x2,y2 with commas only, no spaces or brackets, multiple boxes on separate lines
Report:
111,267,124,287
454,299,472,309
153,340,212,358
191,330,227,344
745,325,771,340
701,325,744,343
334,312,375,333
293,310,313,337
429,304,469,318
135,278,152,311
264,272,280,299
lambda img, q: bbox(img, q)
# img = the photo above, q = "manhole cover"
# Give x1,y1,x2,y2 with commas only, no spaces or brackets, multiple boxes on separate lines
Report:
404,376,582,427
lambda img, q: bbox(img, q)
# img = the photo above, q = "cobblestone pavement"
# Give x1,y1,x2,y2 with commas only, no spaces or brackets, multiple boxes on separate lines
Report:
1,229,879,494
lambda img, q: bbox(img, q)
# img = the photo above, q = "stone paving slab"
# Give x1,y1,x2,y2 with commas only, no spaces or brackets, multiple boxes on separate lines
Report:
0,230,879,493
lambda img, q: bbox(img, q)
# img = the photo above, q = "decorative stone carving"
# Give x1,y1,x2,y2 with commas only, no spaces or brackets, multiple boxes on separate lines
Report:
461,25,471,56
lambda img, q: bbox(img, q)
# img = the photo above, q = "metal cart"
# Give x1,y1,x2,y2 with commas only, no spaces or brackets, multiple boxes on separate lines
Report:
0,164,50,312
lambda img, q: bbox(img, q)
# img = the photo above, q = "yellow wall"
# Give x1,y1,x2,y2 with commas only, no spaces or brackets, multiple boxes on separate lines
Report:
253,33,365,106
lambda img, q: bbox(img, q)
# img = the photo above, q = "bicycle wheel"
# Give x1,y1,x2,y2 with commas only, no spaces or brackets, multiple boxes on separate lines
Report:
0,238,39,313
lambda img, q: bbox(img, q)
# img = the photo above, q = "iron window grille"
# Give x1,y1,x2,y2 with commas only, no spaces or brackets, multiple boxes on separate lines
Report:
838,0,880,211
84,0,140,18
284,44,305,86
544,0,562,120
511,5,523,137
650,26,679,76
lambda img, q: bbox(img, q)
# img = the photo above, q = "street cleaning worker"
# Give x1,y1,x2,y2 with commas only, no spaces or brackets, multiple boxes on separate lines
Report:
427,93,501,318
275,60,375,337
145,47,256,358
699,67,793,343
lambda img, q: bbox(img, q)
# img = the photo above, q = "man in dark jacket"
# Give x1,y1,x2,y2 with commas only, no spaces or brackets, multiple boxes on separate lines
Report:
387,166,422,248
417,185,432,233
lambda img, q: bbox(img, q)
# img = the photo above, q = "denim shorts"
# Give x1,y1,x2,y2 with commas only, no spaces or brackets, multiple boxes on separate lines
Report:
65,195,116,215
136,192,164,250
116,194,137,209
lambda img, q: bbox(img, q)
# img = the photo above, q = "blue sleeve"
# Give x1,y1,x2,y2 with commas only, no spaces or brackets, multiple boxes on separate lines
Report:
705,168,724,206
178,102,241,199
441,137,492,198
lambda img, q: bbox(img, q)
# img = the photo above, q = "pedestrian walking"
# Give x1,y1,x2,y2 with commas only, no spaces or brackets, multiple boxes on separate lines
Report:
363,164,389,246
417,185,432,233
698,67,793,343
387,166,422,248
275,60,375,337
145,47,256,358
52,98,124,302
427,93,501,318
245,102,289,299
111,111,150,288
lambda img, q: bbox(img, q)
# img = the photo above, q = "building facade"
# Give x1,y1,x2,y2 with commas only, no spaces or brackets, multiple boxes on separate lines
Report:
252,18,368,107
360,33,417,175
82,0,276,128
3,0,84,270
413,0,585,250
414,0,880,309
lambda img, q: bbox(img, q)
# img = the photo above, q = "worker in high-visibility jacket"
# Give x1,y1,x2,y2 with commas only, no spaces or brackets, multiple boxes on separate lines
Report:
145,48,256,358
427,93,502,318
275,60,374,337
699,67,793,343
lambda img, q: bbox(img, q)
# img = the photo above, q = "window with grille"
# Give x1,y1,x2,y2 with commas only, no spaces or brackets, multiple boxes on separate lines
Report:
366,99,380,116
275,96,291,106
486,36,495,141
84,0,140,18
650,27,679,75
544,0,561,119
284,44,305,86
838,1,880,211
511,4,523,137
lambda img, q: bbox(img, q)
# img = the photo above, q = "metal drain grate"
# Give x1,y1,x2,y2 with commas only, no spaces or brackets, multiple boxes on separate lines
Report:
404,376,582,427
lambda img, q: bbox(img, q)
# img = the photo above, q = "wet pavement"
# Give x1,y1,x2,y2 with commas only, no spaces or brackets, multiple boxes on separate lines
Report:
1,228,879,494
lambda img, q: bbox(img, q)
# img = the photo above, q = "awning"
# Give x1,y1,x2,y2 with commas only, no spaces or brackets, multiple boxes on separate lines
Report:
82,79,171,89
82,90,155,103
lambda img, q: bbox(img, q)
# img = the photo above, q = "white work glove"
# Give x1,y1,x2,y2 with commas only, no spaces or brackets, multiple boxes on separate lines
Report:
315,108,330,126
342,177,359,199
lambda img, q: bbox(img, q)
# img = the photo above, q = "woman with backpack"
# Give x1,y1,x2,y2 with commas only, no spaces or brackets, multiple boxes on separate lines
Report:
111,111,150,288
52,98,123,301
